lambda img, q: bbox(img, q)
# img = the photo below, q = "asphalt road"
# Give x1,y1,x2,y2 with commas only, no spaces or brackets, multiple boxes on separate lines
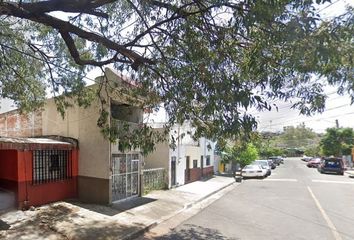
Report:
145,158,354,240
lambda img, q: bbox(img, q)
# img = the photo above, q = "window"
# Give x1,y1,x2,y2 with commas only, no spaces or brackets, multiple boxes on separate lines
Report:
206,155,210,166
33,150,72,184
193,160,198,168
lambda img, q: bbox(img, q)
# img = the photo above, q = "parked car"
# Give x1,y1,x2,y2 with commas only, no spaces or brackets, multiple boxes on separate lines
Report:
269,156,283,165
267,159,276,169
307,158,321,168
241,165,268,179
317,157,344,175
254,160,272,176
301,156,312,162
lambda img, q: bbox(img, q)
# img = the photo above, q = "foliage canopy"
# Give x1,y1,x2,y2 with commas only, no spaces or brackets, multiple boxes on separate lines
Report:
1,0,353,152
320,127,354,156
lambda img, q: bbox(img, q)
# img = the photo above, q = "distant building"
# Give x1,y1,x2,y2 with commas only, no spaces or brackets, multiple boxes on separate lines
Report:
145,123,215,188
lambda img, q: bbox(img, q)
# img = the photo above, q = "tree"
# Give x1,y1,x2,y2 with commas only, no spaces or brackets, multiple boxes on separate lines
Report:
238,143,259,167
222,141,259,168
265,123,320,156
320,128,354,157
1,1,353,152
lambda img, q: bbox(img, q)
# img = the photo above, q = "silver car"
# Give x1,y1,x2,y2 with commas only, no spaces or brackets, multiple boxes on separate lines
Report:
254,160,272,176
241,165,268,178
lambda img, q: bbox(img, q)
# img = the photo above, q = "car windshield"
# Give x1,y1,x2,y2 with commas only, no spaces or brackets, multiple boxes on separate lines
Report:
255,161,268,166
325,160,340,168
243,165,259,170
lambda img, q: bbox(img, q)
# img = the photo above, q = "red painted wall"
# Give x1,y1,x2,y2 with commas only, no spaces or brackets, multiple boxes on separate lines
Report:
0,149,79,209
202,166,214,177
185,166,214,184
185,168,202,183
0,150,18,181
0,150,19,193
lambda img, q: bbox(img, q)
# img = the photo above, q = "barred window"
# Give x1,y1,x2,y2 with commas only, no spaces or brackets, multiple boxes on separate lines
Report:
33,150,72,184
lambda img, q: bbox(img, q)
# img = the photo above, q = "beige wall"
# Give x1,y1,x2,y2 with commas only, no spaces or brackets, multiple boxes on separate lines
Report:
42,97,110,180
145,141,170,170
145,128,169,170
185,146,202,168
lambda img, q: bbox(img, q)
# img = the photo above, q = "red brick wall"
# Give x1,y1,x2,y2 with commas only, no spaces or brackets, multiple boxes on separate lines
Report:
185,166,214,184
185,168,201,183
0,110,42,137
202,166,214,177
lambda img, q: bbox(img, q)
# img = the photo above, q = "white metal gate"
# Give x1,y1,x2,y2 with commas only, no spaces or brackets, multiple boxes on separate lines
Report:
111,153,140,202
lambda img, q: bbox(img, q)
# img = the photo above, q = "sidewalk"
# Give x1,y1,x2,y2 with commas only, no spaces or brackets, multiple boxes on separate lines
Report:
345,168,354,178
0,176,237,240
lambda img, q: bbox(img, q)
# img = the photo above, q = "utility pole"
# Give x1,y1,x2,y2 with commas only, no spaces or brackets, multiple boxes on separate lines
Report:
335,119,339,128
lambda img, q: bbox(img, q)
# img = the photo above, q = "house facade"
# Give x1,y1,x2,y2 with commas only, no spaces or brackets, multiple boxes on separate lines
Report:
0,68,144,206
145,124,215,188
0,137,78,209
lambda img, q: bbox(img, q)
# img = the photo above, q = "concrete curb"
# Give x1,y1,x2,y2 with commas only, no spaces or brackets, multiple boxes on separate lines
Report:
183,181,236,210
122,180,237,240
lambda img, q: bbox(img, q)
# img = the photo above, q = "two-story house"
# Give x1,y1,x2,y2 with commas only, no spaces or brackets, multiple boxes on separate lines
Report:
0,68,144,208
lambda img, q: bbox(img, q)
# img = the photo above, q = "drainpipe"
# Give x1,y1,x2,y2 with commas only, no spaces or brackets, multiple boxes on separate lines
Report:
177,125,180,185
204,138,207,176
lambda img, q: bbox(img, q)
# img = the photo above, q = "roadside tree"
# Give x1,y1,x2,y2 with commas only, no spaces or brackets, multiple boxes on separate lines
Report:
0,1,353,153
320,128,354,157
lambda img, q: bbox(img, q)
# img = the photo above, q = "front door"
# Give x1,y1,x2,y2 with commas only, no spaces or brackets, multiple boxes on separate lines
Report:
185,156,190,182
171,157,176,186
111,153,140,202
200,156,204,178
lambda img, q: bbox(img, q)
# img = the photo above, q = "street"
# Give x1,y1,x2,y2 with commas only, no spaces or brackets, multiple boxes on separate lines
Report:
139,158,354,240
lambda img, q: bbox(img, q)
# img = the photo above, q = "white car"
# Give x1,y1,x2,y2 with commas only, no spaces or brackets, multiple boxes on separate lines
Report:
241,165,268,178
253,160,272,176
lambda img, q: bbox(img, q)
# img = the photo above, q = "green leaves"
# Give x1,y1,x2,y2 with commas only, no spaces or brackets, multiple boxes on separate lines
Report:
0,1,353,154
320,127,354,156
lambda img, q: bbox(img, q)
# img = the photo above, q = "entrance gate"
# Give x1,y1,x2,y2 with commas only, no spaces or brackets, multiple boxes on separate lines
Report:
111,153,140,202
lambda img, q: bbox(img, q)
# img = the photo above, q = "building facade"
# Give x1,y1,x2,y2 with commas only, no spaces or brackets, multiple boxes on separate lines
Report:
0,137,78,209
145,124,215,188
0,68,144,205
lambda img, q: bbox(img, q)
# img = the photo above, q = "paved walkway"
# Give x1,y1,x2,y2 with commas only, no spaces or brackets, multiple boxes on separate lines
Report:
0,176,236,240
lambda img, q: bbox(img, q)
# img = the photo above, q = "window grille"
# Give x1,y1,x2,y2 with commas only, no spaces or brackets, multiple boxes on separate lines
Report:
32,150,72,184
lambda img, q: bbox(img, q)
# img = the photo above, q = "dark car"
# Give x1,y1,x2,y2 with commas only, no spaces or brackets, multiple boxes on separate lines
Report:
269,156,283,165
317,157,344,175
267,159,276,169
307,158,321,168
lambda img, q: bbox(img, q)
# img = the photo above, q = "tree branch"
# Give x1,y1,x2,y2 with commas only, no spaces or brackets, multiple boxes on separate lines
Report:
1,2,154,69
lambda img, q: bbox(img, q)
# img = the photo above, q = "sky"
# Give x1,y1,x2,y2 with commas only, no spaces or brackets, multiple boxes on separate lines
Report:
256,0,354,133
1,0,353,134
